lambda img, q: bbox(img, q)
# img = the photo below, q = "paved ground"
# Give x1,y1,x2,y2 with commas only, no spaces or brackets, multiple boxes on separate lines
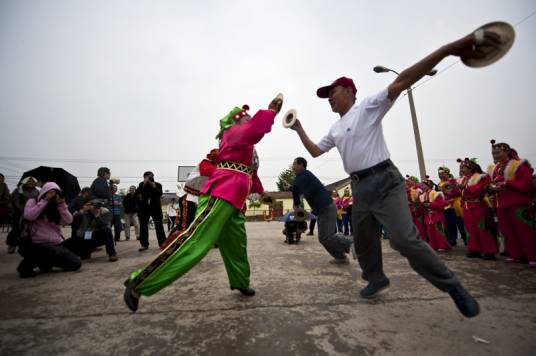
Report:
1,222,535,356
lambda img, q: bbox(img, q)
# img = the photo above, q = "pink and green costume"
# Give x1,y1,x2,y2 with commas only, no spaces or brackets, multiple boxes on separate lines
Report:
490,157,536,263
422,190,451,251
459,173,498,255
126,107,275,296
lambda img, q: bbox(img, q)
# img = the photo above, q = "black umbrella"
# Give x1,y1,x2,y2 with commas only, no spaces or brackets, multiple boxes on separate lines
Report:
20,166,81,203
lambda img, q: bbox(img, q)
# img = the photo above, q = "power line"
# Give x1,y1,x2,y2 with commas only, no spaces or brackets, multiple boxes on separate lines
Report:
514,8,536,26
408,8,536,94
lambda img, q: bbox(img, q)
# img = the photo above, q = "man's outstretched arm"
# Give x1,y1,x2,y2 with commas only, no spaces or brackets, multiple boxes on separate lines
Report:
290,119,325,158
388,31,501,101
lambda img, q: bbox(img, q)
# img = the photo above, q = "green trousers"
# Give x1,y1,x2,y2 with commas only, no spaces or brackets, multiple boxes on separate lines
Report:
127,195,250,296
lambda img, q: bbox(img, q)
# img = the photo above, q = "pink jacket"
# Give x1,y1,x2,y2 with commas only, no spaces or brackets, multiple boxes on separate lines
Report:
490,159,535,208
23,182,73,245
460,173,490,210
423,191,447,225
201,109,276,209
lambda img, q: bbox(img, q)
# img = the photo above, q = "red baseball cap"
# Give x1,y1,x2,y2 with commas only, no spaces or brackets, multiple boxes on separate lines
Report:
316,76,357,98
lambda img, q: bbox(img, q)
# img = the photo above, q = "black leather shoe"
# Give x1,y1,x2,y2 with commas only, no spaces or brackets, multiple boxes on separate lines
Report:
359,278,390,299
124,284,139,312
18,268,37,278
449,285,480,318
17,262,36,278
482,253,496,260
38,264,53,273
231,287,255,296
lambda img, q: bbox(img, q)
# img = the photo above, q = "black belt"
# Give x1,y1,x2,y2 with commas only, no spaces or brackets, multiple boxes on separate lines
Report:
350,159,393,182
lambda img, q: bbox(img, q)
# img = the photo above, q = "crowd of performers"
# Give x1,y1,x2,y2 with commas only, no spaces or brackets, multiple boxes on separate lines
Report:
406,140,536,266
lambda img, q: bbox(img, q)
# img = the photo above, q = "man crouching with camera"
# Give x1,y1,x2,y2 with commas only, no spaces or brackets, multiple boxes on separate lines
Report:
65,198,118,262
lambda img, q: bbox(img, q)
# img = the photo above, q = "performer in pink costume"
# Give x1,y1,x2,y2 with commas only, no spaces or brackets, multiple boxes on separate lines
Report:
406,176,427,242
421,178,451,251
123,97,283,312
488,140,536,266
457,158,498,259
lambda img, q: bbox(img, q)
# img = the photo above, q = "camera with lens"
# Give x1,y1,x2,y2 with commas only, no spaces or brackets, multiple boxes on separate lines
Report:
88,199,104,209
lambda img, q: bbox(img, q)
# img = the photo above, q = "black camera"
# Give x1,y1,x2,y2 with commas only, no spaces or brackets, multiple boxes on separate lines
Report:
88,199,104,208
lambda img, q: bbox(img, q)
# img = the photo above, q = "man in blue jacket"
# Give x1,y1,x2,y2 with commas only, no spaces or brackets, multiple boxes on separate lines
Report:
291,157,352,264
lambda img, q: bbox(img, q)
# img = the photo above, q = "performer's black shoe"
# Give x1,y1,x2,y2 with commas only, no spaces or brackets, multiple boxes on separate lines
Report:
124,283,140,312
359,278,390,299
482,253,496,260
449,285,479,318
231,287,256,296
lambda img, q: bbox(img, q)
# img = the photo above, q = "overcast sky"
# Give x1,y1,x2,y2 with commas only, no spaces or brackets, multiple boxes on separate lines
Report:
1,0,535,192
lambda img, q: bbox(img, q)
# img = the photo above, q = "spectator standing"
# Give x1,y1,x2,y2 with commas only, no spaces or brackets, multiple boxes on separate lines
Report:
0,173,10,227
90,167,112,208
6,177,39,253
136,171,166,250
111,185,123,241
166,198,178,232
122,185,140,241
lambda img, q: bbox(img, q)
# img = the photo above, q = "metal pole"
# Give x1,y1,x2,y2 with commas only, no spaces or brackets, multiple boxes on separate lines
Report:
406,87,427,180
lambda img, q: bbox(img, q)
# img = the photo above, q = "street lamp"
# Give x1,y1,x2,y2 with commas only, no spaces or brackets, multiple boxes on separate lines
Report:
373,65,436,181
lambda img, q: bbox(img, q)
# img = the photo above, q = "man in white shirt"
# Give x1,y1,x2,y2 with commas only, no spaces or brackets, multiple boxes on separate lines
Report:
290,30,501,318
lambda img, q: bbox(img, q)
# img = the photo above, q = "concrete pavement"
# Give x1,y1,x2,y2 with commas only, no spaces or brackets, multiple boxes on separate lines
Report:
1,222,535,356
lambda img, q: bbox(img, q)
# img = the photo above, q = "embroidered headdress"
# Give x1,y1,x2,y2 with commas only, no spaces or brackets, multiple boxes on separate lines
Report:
215,105,250,140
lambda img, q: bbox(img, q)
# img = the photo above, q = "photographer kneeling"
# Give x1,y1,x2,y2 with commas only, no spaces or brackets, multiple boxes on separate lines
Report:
65,198,118,262
18,182,81,278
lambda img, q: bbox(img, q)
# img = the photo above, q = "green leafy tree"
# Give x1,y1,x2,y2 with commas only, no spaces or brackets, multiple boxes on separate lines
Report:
248,196,262,209
276,166,295,192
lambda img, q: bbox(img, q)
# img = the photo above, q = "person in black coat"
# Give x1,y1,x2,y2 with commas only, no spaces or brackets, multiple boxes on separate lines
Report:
136,171,166,250
90,167,112,208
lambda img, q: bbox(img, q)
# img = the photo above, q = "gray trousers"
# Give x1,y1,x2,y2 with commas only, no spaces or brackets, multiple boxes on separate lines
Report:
351,164,459,292
124,213,140,240
317,203,352,259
